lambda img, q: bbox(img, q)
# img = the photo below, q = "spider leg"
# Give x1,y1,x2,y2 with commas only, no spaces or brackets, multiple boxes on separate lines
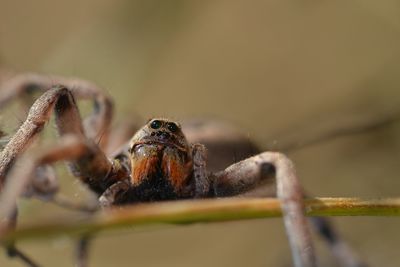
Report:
0,135,104,222
23,164,59,199
212,152,316,267
0,86,125,267
6,245,42,267
0,73,114,148
76,235,91,267
0,86,121,194
0,209,40,267
0,135,97,267
191,143,209,197
0,136,107,267
186,119,366,267
99,180,130,207
310,217,367,267
22,162,98,212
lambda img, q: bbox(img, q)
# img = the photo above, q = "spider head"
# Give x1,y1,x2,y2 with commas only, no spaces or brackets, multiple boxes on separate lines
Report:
127,119,193,198
129,118,189,151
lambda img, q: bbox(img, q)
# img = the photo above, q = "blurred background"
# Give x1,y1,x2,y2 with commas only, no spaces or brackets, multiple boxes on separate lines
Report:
1,1,400,266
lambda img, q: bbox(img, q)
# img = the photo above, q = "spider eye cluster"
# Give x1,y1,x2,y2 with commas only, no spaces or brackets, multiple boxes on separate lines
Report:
149,120,179,133
150,120,162,129
167,122,178,132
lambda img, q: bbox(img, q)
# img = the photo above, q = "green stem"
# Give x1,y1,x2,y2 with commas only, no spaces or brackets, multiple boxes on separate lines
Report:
1,197,399,244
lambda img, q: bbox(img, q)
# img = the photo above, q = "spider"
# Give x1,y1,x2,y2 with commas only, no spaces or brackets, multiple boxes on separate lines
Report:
0,73,366,267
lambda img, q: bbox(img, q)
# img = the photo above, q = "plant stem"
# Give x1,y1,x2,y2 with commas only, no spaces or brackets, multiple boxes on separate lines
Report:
1,197,399,244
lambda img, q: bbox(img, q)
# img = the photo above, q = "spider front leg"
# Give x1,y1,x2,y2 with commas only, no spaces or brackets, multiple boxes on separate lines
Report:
0,73,114,149
212,152,316,267
0,86,118,192
0,86,124,266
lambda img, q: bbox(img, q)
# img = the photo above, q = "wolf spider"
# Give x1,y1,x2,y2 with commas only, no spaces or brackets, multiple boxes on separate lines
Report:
0,73,366,267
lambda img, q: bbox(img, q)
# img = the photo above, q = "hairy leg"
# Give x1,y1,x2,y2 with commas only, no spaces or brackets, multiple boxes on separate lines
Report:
191,143,209,197
0,86,117,193
6,245,41,267
212,152,316,267
212,152,368,267
1,209,41,267
0,85,127,266
0,135,103,222
76,236,91,267
186,119,368,267
310,217,367,267
0,136,99,267
0,73,114,148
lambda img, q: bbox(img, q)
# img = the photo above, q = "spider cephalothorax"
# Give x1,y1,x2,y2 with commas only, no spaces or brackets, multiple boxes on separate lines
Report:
126,118,194,201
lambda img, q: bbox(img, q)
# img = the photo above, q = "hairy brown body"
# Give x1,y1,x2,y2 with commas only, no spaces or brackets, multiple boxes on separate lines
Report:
102,118,198,204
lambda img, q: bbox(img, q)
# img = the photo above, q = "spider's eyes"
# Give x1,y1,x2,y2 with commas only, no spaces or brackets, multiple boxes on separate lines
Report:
167,122,179,133
150,120,162,129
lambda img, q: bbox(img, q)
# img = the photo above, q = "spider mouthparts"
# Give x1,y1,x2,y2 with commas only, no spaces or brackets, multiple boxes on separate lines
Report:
157,131,170,140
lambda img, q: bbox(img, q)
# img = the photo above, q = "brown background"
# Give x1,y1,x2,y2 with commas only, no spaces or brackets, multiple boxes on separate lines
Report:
1,1,400,266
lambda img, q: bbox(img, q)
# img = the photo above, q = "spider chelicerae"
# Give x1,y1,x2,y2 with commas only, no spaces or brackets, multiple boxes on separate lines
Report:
0,72,367,267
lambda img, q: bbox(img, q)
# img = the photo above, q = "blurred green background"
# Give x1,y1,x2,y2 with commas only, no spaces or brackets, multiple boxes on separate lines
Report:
1,1,400,266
